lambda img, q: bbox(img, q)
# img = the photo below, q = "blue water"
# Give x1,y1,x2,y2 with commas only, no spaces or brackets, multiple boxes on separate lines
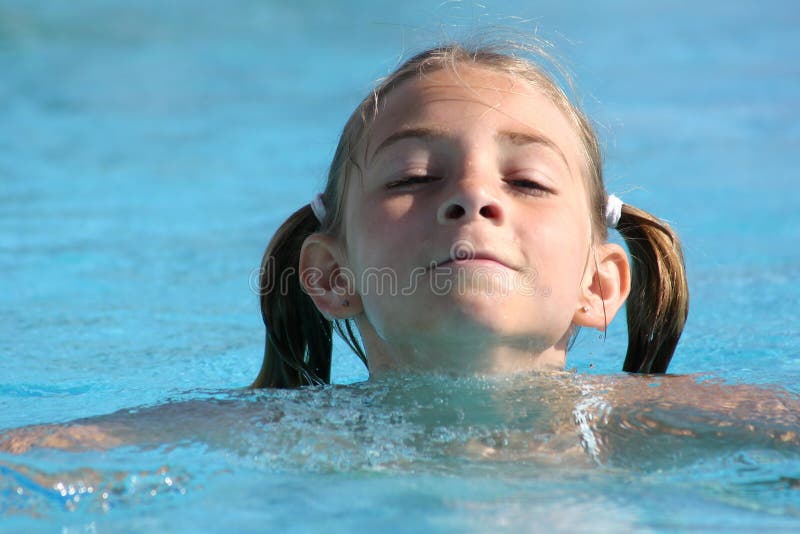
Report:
2,0,800,531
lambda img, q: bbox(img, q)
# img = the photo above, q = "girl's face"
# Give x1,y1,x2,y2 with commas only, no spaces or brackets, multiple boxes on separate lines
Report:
341,65,594,359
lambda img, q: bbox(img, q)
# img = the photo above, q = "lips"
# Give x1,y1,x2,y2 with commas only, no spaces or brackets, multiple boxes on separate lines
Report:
429,250,516,271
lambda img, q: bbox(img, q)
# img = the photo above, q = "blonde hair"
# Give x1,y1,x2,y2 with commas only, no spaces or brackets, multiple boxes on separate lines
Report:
252,43,689,388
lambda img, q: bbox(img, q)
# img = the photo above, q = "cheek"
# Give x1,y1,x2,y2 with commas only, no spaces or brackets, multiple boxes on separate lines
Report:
344,204,404,284
524,216,588,294
347,196,430,264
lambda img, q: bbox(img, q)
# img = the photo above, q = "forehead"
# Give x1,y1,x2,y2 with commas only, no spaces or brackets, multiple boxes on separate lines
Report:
364,65,584,170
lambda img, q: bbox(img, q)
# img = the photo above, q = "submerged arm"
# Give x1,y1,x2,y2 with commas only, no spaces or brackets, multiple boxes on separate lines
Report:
0,395,283,454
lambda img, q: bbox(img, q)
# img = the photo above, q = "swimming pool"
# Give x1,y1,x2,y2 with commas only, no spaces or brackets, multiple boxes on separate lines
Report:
2,0,799,530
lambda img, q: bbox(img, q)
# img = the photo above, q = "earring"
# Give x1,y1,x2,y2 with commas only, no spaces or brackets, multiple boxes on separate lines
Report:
581,305,590,313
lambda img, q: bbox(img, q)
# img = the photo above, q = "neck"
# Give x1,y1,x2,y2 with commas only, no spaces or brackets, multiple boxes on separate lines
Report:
356,319,568,378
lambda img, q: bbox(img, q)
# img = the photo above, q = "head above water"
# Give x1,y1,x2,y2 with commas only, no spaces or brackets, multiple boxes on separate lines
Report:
253,43,689,388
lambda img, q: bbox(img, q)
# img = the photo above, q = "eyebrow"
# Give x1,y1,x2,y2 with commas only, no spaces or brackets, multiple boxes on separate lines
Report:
369,127,445,163
370,127,571,172
495,130,571,171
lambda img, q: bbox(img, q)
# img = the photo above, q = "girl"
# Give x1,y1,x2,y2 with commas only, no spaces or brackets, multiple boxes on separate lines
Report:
2,41,706,459
2,44,797,477
253,43,689,388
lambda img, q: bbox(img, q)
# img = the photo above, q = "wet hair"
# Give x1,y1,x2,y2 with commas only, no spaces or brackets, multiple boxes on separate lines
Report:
251,43,689,388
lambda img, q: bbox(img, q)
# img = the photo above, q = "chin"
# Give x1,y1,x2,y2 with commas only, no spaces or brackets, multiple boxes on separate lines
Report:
420,292,532,337
368,290,550,344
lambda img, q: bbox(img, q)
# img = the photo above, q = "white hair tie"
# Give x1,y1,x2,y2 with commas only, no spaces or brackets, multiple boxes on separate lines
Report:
310,193,326,223
605,194,623,229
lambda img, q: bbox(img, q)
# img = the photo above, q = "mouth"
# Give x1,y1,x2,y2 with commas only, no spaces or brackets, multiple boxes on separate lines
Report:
429,251,515,271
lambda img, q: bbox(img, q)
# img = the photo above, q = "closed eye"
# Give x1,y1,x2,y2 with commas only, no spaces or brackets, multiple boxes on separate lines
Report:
504,177,555,196
386,175,441,190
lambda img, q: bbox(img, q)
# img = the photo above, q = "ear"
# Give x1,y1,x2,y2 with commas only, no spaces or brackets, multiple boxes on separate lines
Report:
572,243,631,330
299,233,363,320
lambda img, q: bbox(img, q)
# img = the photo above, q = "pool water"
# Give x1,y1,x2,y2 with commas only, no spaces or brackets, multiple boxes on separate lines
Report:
2,0,799,531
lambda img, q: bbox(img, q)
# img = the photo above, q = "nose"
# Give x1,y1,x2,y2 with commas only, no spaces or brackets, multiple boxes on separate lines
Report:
436,181,504,225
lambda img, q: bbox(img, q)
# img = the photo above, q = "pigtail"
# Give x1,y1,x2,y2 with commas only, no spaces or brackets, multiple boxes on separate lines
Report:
251,205,333,388
615,203,689,373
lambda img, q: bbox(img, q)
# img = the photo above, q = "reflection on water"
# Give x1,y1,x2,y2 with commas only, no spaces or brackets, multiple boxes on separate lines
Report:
2,373,800,528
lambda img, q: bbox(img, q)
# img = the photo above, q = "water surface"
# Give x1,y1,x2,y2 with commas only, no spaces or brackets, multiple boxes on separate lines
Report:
2,0,799,530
